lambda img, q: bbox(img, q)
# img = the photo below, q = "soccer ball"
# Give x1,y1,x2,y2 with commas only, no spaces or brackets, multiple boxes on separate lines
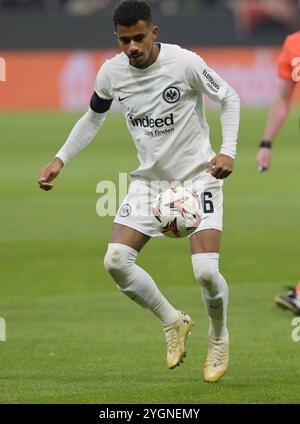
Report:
152,186,202,238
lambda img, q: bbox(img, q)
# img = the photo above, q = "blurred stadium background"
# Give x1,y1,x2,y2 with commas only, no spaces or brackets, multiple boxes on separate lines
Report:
2,0,300,110
1,0,300,404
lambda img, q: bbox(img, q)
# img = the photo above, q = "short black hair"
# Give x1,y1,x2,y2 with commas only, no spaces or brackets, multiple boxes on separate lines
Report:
113,0,152,28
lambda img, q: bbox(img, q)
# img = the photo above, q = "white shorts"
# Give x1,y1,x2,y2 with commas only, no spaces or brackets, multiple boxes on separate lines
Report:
114,175,223,238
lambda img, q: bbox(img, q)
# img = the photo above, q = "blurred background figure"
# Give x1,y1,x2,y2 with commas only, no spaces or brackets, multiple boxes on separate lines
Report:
256,29,300,172
256,28,300,315
227,0,300,37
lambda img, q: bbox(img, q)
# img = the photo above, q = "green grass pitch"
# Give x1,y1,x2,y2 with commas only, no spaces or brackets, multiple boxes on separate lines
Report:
1,108,300,404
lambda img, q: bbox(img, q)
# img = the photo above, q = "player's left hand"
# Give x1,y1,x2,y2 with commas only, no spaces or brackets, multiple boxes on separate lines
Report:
206,154,234,179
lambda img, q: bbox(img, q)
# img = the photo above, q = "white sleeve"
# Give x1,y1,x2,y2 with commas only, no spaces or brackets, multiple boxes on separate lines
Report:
55,107,106,165
219,85,240,159
94,61,113,100
185,52,228,102
185,52,240,159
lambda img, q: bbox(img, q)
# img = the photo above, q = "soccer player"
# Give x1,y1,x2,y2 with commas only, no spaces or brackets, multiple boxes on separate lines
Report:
256,30,300,315
39,0,240,382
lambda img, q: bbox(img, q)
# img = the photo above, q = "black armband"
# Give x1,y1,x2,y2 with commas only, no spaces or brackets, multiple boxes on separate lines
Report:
259,140,272,149
90,91,113,113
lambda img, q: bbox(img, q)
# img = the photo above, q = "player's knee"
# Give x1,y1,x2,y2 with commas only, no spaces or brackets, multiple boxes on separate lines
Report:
103,244,135,277
104,248,124,274
193,261,219,287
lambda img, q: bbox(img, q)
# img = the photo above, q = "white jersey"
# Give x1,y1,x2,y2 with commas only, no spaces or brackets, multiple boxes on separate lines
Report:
94,43,231,183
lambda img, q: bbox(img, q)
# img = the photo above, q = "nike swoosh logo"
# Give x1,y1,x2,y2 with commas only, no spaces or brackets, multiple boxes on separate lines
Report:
118,95,131,102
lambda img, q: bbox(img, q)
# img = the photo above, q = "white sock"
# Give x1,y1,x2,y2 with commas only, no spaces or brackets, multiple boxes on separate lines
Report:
104,243,179,327
192,252,228,339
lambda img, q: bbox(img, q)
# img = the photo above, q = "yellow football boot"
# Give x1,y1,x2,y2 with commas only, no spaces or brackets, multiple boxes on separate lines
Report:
164,311,194,369
203,333,229,382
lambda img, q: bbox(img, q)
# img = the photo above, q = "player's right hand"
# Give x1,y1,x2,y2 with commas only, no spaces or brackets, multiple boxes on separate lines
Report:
256,148,272,172
38,158,64,191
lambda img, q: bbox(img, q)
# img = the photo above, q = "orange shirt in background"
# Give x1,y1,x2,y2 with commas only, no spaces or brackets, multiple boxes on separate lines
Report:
278,31,300,80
